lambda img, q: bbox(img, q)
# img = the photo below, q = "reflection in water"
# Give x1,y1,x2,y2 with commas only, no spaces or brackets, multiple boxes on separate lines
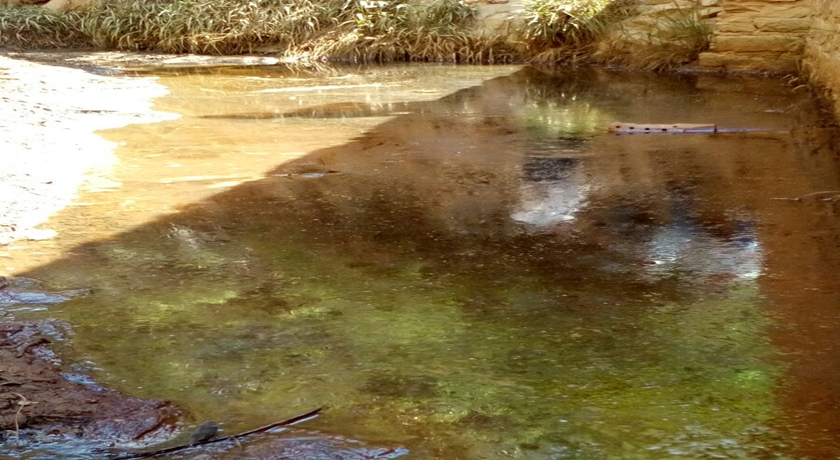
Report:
5,65,840,459
643,206,762,281
513,158,588,227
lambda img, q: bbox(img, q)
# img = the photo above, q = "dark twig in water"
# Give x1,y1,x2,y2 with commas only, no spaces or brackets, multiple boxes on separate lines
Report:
771,190,840,201
112,408,322,459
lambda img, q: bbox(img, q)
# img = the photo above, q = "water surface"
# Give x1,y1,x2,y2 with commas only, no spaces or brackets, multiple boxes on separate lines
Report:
4,64,840,459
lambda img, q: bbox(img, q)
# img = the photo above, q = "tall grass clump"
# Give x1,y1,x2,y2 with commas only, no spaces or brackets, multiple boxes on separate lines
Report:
518,0,713,70
521,0,609,49
520,0,632,62
291,0,514,63
599,3,712,71
0,6,85,48
77,0,359,54
638,6,712,70
1,0,678,65
74,0,512,61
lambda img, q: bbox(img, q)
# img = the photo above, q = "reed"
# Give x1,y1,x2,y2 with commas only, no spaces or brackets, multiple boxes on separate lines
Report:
76,0,501,60
0,6,84,48
0,0,511,61
520,0,614,51
77,0,357,54
599,3,713,71
292,0,514,63
519,0,637,66
0,0,706,69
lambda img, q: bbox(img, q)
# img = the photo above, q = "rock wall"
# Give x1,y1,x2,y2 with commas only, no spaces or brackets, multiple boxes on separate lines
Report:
42,0,91,13
693,0,840,111
804,0,840,112
597,0,840,113
698,0,812,73
472,0,525,41
617,0,720,44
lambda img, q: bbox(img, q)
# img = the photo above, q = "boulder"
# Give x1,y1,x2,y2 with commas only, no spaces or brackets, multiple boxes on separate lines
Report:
42,0,91,13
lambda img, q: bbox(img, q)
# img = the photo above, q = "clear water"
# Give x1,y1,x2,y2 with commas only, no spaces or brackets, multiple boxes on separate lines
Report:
5,64,840,459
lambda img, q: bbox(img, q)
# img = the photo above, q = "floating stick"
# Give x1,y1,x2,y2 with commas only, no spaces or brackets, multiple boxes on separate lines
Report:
113,408,322,459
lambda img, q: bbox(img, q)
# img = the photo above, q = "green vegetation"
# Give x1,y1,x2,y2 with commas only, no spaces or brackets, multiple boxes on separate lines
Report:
44,230,785,458
0,5,85,48
0,0,713,69
289,0,510,63
0,0,511,62
521,0,633,63
600,2,713,71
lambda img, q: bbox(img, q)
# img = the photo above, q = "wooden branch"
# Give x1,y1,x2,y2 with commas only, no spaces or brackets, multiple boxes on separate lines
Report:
608,122,717,134
112,408,322,459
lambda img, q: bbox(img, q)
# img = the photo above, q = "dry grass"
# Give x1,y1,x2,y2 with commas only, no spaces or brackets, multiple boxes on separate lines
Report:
0,0,709,69
0,0,514,62
519,0,637,65
0,6,85,48
520,0,615,51
520,0,712,71
77,0,357,54
289,0,515,63
597,3,713,71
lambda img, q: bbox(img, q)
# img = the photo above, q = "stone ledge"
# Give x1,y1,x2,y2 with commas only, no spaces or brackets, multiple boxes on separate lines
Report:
473,0,525,39
716,23,758,33
712,35,801,53
754,17,812,33
723,1,811,18
698,51,800,73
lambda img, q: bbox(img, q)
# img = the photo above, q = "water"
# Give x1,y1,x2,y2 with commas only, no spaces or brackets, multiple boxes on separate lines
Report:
4,64,840,459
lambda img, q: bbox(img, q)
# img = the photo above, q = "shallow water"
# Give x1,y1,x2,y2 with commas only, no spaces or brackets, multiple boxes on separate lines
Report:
4,64,840,459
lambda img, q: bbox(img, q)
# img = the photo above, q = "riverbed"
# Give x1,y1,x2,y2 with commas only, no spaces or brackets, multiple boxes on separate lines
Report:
2,55,840,459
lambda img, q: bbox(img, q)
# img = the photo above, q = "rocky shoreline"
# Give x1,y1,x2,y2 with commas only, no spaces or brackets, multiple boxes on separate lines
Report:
0,320,184,453
0,54,187,454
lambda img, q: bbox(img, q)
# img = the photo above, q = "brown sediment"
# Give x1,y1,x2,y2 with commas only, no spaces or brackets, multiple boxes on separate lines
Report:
0,321,183,446
749,126,840,458
761,225,840,459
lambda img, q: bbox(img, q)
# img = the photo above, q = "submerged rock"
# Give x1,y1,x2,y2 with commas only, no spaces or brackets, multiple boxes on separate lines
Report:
165,428,410,460
0,276,91,308
0,321,183,451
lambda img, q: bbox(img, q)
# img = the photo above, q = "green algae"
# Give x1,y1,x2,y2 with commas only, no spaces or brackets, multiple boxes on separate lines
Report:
41,232,785,458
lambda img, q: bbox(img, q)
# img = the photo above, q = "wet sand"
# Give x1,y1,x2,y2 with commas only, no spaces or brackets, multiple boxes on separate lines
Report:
0,53,176,246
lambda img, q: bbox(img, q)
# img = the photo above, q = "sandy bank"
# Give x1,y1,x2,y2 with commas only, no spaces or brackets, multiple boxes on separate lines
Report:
0,54,178,246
